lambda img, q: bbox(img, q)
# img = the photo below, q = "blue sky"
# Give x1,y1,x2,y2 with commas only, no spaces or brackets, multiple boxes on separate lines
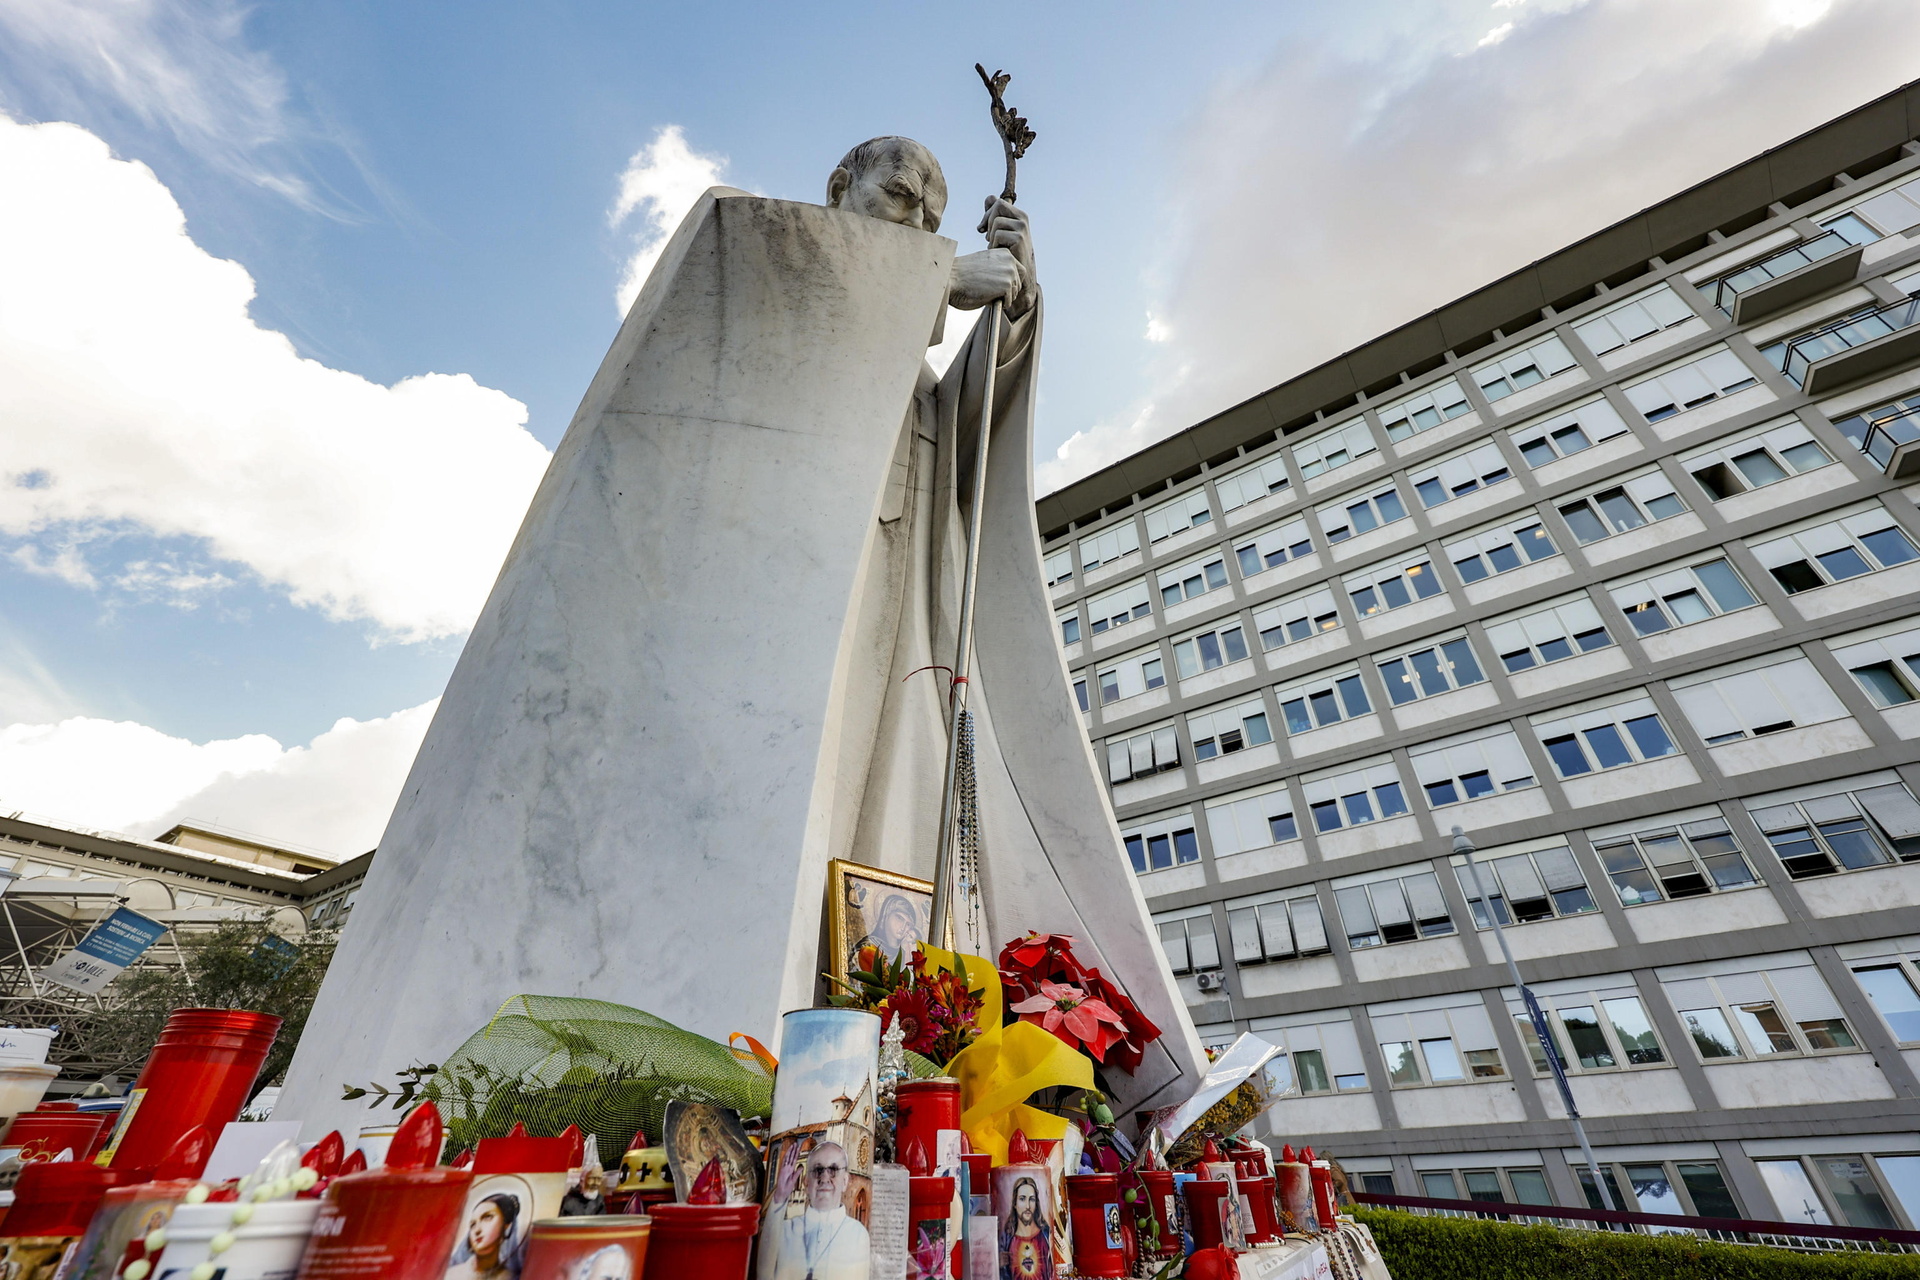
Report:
0,0,1914,855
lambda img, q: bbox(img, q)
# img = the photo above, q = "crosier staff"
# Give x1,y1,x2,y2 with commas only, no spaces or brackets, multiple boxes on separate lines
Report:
930,65,1036,947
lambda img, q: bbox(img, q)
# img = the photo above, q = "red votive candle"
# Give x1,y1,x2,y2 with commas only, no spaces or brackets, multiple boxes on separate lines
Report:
0,1161,138,1238
295,1102,470,1280
1184,1177,1234,1251
1243,1176,1281,1243
1135,1169,1181,1258
1309,1155,1338,1230
100,1008,281,1174
908,1172,958,1278
895,1078,961,1170
641,1202,758,1280
1065,1172,1132,1277
4,1110,109,1163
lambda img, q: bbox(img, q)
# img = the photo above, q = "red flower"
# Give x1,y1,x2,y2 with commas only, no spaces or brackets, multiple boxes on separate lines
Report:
880,988,946,1057
1010,979,1128,1060
998,932,1162,1073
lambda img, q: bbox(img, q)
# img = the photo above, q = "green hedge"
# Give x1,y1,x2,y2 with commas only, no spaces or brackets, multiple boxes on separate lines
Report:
1355,1207,1920,1278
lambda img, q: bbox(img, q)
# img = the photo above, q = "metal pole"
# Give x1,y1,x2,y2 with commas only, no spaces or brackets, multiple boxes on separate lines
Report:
930,300,1002,943
1452,826,1618,1212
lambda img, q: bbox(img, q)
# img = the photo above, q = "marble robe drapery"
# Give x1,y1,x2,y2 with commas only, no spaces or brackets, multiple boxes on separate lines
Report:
837,282,1205,1118
275,189,1202,1140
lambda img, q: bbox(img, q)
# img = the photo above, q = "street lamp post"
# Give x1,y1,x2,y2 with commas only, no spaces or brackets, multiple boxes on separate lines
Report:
1452,826,1618,1211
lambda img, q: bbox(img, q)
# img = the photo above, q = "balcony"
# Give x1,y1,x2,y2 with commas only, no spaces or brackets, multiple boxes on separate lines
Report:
1764,294,1920,396
1863,405,1920,478
1709,229,1864,325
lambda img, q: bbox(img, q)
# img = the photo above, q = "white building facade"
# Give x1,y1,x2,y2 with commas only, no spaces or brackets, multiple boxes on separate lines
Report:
1035,82,1920,1228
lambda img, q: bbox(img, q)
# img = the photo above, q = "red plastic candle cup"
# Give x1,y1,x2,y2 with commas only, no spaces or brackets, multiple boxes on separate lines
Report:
908,1173,957,1278
1135,1170,1181,1258
295,1166,471,1280
100,1008,281,1174
1184,1178,1233,1251
1065,1173,1130,1277
641,1202,758,1280
0,1161,136,1238
1243,1176,1281,1243
1231,1149,1269,1180
473,1131,574,1173
895,1078,961,1170
1309,1160,1338,1229
3,1110,109,1163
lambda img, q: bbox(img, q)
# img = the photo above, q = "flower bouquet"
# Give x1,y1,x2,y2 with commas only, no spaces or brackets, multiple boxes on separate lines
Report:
998,932,1162,1072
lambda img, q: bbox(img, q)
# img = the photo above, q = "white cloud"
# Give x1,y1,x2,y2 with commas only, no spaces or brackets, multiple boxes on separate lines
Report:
610,125,733,314
1039,0,1920,493
0,114,551,642
1478,22,1515,45
0,0,319,207
0,701,436,859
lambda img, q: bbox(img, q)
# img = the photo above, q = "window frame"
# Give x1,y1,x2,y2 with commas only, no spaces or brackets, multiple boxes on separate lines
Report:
1187,697,1274,761
1377,633,1487,706
1506,985,1670,1077
1609,557,1760,638
1253,587,1341,652
1318,484,1411,544
1454,845,1599,927
1275,668,1375,737
1486,594,1615,675
1556,471,1690,545
1532,698,1682,779
1471,333,1579,403
1410,440,1514,510
1509,396,1631,469
1172,622,1253,680
1446,516,1559,584
1570,283,1696,357
1378,378,1473,442
1589,815,1760,906
1346,554,1448,619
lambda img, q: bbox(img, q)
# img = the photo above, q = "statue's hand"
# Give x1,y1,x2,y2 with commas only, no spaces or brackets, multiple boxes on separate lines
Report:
948,196,1036,316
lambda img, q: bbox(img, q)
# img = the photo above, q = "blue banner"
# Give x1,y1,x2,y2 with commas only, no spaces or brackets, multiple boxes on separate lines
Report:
43,907,168,993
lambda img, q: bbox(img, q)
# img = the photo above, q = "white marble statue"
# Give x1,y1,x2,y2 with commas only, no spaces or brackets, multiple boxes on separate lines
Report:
276,138,1204,1140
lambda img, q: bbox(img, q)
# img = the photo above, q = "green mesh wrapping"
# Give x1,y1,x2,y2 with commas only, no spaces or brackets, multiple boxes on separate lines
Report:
422,995,774,1155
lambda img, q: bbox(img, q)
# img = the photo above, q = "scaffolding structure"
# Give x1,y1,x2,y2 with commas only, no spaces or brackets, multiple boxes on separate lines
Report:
0,877,303,1080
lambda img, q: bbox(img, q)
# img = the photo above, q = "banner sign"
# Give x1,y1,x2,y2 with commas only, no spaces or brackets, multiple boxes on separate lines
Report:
42,907,168,994
1521,985,1581,1119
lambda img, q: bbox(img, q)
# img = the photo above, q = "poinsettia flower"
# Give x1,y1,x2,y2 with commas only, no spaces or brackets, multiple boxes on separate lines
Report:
1010,979,1128,1058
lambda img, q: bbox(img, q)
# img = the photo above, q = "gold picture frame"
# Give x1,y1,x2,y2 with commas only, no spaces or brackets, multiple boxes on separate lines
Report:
825,859,953,986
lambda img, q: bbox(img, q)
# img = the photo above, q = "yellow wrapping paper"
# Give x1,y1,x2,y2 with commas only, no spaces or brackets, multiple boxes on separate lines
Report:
921,945,1092,1165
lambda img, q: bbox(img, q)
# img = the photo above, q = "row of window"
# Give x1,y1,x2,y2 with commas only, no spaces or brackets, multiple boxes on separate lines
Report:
1105,635,1909,812
1142,773,1920,923
1049,164,1920,592
1083,521,1918,756
1049,336,1777,593
1356,1147,1920,1234
1187,948,1900,1086
1060,441,1905,661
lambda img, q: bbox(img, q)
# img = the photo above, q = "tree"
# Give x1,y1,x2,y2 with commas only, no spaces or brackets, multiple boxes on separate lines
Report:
94,918,337,1094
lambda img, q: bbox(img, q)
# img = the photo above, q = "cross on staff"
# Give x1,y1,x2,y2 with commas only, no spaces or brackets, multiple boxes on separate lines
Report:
975,64,1036,203
930,66,1037,949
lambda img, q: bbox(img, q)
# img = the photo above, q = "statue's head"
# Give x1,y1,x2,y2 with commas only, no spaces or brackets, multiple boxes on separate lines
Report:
827,137,947,233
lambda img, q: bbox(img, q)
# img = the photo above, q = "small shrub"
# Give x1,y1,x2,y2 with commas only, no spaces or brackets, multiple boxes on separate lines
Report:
1356,1207,1920,1279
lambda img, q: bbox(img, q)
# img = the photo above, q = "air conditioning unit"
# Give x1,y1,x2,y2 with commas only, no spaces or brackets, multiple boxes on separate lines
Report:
1196,970,1227,993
